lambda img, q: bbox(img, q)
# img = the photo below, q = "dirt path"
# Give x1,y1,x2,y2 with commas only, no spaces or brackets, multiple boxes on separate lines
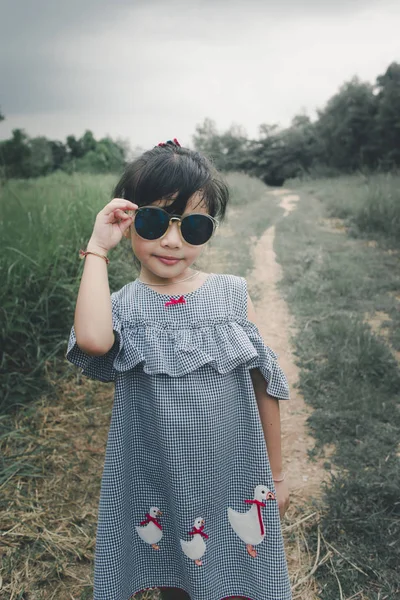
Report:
248,188,329,501
246,189,331,599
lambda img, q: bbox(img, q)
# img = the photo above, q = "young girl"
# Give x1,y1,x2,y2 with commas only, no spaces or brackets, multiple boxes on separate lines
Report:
66,139,292,600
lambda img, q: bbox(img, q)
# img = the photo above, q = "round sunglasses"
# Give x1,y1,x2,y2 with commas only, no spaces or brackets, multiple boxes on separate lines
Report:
133,206,219,246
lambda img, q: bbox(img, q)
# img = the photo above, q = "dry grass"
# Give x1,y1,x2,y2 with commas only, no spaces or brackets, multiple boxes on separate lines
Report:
1,367,328,600
317,217,348,234
0,369,111,599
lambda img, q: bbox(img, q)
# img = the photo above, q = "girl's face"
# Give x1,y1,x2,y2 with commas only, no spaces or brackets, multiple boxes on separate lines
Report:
124,191,211,282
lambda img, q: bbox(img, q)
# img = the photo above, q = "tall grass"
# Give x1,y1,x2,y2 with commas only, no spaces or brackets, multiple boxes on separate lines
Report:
0,172,137,413
290,172,400,247
225,171,270,206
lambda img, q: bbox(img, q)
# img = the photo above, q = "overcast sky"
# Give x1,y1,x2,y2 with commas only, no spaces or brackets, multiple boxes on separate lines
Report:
1,0,399,150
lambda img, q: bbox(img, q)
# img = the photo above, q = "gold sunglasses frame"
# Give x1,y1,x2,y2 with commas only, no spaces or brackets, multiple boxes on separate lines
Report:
133,205,219,246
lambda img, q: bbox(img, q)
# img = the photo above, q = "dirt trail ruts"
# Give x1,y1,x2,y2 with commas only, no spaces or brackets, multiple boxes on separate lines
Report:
247,189,330,501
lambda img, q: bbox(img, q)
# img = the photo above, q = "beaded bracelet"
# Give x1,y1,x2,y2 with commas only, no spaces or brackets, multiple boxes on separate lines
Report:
273,473,286,483
79,249,110,265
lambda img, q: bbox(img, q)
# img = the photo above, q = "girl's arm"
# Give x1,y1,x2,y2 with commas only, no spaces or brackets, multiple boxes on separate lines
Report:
247,292,290,518
73,198,137,357
73,240,115,356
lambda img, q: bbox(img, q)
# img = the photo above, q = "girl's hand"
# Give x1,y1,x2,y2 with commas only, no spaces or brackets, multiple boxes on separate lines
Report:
88,198,138,253
274,479,290,519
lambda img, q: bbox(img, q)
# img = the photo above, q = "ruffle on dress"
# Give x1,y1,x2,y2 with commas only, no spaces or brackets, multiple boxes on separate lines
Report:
66,317,290,400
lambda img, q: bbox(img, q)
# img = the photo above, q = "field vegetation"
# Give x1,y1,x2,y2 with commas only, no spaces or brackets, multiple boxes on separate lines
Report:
275,174,400,599
0,173,135,414
292,173,400,248
1,171,399,599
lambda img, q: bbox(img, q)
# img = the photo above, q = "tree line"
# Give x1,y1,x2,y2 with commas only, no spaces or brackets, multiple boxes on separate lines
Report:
193,61,400,185
1,61,399,183
0,119,128,179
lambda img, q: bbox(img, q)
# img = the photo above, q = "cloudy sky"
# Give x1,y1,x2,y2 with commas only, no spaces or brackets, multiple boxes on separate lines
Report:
1,0,399,150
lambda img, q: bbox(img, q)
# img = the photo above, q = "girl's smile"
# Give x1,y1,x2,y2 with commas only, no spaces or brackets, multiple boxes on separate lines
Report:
154,255,183,266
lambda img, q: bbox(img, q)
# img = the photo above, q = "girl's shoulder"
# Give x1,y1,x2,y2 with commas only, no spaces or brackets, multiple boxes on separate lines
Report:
211,272,245,286
208,272,248,296
212,273,249,316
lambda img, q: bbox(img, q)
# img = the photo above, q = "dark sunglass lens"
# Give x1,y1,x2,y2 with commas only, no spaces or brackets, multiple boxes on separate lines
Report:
181,214,214,245
134,208,170,240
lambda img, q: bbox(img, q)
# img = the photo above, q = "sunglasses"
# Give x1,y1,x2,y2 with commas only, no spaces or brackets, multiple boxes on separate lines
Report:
133,206,219,246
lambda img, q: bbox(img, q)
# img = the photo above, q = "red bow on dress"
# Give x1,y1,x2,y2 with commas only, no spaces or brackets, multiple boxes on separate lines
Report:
244,499,267,536
165,296,186,307
188,525,209,539
140,513,162,530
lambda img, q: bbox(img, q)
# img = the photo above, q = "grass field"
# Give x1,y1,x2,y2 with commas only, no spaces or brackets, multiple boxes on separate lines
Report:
1,171,399,599
291,172,400,249
276,174,400,599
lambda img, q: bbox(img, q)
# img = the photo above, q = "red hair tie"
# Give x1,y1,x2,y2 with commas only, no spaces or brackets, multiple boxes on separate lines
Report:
157,138,181,148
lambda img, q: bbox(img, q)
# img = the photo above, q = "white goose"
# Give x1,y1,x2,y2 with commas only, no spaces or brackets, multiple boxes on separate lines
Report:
227,484,275,557
180,517,209,566
135,506,163,550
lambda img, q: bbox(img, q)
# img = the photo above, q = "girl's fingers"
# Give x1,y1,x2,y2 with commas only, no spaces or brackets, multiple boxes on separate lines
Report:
113,209,133,224
102,200,138,216
104,209,132,225
114,208,128,217
119,216,133,234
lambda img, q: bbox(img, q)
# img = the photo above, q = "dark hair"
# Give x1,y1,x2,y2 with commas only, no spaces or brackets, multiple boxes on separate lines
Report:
113,144,229,220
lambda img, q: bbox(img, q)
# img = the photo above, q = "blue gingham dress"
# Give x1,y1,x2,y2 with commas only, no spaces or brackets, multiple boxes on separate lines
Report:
66,273,292,600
